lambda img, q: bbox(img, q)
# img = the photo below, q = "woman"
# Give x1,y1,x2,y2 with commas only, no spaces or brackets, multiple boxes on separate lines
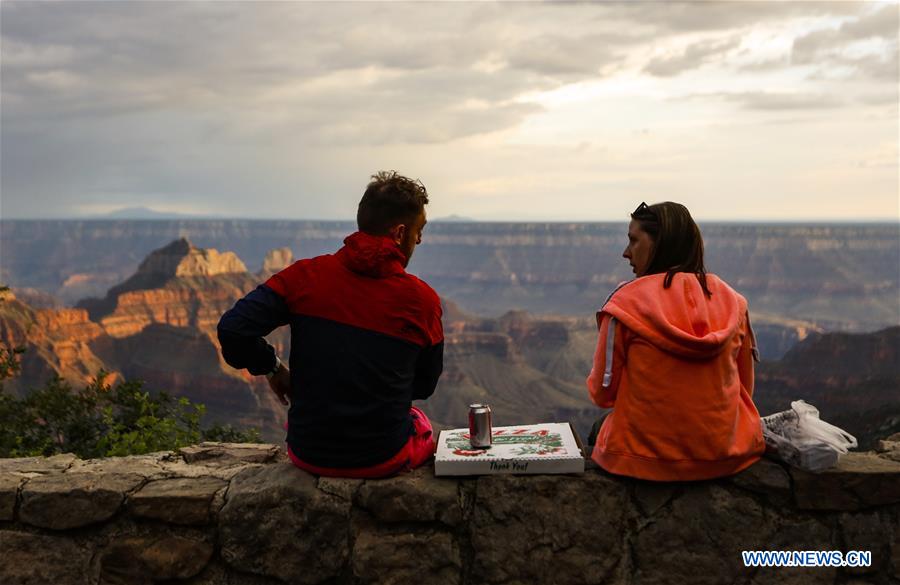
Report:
586,202,764,481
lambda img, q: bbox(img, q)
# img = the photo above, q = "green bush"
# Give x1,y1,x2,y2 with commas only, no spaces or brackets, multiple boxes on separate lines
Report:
0,291,261,458
0,369,260,458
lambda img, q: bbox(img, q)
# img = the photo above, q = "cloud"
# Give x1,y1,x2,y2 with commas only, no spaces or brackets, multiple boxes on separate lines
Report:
794,3,899,59
792,4,899,80
683,91,846,111
504,33,625,77
613,1,862,33
644,37,741,77
1,1,895,220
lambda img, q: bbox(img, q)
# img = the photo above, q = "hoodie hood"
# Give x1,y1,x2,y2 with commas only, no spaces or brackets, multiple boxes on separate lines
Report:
336,231,407,278
601,273,747,359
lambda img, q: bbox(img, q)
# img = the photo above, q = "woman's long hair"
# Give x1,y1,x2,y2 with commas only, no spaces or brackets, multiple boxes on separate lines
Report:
631,202,711,297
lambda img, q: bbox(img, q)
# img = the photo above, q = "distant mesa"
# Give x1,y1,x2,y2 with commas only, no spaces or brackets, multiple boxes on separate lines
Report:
432,214,476,223
95,207,201,220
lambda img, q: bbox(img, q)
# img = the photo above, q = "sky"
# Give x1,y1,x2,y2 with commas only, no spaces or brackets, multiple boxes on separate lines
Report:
1,1,898,222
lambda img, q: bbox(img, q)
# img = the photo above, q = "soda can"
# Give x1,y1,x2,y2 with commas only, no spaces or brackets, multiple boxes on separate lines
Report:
468,403,492,448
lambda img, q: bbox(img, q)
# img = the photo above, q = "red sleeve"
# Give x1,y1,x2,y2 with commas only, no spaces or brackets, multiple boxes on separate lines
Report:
264,261,302,300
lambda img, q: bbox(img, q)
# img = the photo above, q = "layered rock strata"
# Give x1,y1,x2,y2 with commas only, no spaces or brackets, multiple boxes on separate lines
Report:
0,296,111,396
1,439,899,585
77,238,256,339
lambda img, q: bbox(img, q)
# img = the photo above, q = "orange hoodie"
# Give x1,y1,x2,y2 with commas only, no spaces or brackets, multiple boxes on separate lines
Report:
586,272,764,481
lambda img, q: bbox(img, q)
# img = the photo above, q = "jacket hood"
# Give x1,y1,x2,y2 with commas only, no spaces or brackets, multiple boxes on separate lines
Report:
601,273,747,359
336,231,407,278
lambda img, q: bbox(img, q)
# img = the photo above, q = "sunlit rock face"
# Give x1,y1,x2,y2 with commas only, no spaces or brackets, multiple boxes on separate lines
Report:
76,238,256,338
0,297,110,397
1,441,899,585
259,247,294,279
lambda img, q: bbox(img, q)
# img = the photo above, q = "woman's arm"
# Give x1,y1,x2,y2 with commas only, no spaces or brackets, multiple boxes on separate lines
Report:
737,311,759,396
586,312,626,408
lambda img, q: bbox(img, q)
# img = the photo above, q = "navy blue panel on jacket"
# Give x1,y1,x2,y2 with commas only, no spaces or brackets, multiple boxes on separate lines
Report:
217,231,444,468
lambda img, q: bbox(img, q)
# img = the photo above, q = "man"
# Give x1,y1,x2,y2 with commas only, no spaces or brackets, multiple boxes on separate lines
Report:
217,171,443,478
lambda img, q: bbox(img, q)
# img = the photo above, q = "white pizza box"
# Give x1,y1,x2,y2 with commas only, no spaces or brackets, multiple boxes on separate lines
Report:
434,422,586,476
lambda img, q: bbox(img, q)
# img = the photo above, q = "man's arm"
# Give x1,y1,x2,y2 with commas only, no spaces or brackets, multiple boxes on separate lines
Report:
217,284,290,376
412,341,444,401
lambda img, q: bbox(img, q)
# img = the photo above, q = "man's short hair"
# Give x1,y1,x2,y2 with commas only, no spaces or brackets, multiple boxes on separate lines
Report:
357,171,429,235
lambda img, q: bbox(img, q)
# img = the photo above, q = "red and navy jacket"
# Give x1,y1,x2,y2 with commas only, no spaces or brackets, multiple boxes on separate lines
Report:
217,231,444,468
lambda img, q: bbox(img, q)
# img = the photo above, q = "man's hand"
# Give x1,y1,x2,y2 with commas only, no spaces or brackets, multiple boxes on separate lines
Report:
267,364,291,406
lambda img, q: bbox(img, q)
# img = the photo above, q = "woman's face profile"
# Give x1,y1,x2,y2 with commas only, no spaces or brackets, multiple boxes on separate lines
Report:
623,219,654,277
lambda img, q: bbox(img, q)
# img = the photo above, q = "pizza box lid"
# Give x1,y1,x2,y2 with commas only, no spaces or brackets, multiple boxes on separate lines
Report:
434,422,586,476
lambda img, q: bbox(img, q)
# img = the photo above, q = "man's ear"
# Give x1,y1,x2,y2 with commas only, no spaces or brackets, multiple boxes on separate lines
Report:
388,223,407,244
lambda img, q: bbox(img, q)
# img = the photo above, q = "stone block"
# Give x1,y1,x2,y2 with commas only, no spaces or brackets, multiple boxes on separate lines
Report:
68,454,168,478
792,452,900,511
129,476,227,525
748,516,836,585
633,480,678,517
0,530,94,585
356,465,463,526
748,567,838,584
318,476,363,501
633,484,775,585
0,453,77,474
178,442,281,465
839,511,891,575
19,472,143,530
352,523,460,585
0,474,24,521
219,462,351,583
157,457,257,480
176,561,284,585
892,525,900,580
99,535,213,585
730,457,792,503
470,472,628,585
875,437,900,463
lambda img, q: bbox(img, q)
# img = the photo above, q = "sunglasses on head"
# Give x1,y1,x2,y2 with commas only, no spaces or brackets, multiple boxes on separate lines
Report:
633,202,656,218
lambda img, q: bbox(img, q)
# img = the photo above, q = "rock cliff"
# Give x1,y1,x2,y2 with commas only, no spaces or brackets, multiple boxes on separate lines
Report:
755,326,900,449
77,238,255,338
0,296,111,396
259,247,294,280
1,240,288,430
434,309,599,435
1,440,899,585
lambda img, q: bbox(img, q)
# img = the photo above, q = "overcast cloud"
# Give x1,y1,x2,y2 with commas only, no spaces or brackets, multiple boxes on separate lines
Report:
1,1,897,221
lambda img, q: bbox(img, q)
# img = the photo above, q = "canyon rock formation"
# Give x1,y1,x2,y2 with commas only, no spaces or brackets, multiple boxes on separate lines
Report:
2,235,897,444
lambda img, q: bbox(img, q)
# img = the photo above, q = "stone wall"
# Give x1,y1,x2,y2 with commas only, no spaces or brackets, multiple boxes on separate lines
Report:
2,440,899,585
